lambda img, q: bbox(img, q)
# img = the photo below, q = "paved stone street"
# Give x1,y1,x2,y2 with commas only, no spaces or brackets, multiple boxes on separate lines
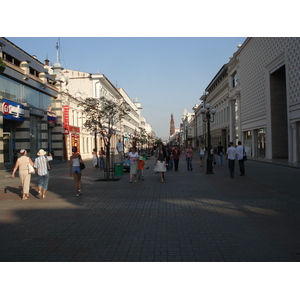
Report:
1,155,300,262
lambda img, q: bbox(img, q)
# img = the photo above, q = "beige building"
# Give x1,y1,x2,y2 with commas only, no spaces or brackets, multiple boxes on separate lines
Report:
190,37,300,164
237,37,300,162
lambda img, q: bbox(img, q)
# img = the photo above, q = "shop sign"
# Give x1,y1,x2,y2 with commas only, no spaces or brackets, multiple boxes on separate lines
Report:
47,111,57,123
47,105,57,123
64,105,69,127
69,125,80,133
30,107,44,117
71,133,80,153
2,99,25,121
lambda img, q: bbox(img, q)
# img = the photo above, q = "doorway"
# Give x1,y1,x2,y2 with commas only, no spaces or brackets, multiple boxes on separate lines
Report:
270,65,288,159
3,133,11,163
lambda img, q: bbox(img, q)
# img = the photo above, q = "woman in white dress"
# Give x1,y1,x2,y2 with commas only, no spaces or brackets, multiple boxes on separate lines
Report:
92,148,98,169
155,143,167,183
128,146,139,183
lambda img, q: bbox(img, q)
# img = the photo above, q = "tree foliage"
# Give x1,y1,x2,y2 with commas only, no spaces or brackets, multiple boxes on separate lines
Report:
79,96,130,147
78,96,130,179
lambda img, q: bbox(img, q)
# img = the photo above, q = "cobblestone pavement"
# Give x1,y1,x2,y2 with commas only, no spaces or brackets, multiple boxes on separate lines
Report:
1,155,300,262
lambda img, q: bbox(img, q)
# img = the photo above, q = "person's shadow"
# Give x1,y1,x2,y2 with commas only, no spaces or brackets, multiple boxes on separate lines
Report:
4,185,39,199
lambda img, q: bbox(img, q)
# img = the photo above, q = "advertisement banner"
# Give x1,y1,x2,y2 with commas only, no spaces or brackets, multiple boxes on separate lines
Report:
2,99,25,121
63,105,69,133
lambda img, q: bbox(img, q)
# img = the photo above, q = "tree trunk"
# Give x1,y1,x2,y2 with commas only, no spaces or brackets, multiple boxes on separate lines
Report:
105,143,111,180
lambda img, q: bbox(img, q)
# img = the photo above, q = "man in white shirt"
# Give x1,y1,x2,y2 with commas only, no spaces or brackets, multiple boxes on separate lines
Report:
116,139,124,162
226,142,237,178
236,141,246,176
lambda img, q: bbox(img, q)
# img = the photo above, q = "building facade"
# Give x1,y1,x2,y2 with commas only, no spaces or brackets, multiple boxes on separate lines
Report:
189,37,300,164
0,37,61,171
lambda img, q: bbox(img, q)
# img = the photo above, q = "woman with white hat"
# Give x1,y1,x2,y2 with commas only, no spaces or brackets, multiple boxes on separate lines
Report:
34,149,53,199
11,149,34,200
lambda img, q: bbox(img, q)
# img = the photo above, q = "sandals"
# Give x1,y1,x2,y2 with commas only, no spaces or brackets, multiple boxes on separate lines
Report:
21,195,28,200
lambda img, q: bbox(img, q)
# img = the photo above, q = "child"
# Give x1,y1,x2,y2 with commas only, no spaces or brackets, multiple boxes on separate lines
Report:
137,156,145,181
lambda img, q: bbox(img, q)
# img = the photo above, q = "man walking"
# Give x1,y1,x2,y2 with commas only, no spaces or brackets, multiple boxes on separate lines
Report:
172,144,181,171
226,142,237,178
236,141,246,176
185,144,193,171
116,139,124,162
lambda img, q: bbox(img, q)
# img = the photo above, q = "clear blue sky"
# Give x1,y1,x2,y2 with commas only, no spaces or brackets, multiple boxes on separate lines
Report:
6,37,246,138
4,2,294,139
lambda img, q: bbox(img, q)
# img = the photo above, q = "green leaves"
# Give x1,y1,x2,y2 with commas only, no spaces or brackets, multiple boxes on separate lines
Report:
78,96,130,139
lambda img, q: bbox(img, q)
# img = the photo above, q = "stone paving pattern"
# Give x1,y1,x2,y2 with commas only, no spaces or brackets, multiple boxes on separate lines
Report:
0,155,300,262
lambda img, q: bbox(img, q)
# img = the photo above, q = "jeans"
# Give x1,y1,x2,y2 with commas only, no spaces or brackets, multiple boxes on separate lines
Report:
99,157,105,170
174,159,179,171
37,173,50,190
238,159,245,175
186,157,193,170
228,159,235,177
218,152,223,166
168,159,173,170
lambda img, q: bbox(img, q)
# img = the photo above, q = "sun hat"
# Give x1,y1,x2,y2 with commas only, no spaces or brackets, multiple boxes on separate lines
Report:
37,149,47,156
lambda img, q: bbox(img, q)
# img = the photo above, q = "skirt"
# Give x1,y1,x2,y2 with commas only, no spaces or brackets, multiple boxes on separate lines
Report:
156,160,166,172
130,161,138,174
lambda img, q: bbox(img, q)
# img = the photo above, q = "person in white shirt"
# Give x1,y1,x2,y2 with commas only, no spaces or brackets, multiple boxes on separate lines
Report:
199,144,206,167
116,139,124,162
128,146,139,183
226,142,237,178
236,141,246,176
34,149,53,198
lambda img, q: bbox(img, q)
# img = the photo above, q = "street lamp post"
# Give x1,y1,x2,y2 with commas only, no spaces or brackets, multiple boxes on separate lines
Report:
201,103,216,174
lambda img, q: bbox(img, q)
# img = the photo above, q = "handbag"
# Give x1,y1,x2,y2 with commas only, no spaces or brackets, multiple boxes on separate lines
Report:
79,154,85,170
28,158,35,174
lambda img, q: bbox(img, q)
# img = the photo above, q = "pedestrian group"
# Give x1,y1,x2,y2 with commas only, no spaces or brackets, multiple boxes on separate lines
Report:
10,140,247,200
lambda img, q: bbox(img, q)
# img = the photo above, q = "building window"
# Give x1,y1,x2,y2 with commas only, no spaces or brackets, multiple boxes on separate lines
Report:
29,67,39,77
232,72,238,88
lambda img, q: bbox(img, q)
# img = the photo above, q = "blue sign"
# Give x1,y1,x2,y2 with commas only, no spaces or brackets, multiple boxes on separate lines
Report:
2,99,25,121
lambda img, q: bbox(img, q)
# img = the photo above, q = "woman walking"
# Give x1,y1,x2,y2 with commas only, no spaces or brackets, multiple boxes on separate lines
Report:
155,143,167,183
34,149,53,199
11,149,34,200
128,146,139,183
199,144,206,167
98,147,105,170
92,148,98,169
70,146,84,196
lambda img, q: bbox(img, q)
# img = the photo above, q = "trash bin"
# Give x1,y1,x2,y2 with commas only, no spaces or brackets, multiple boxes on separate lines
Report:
114,162,123,176
142,153,147,160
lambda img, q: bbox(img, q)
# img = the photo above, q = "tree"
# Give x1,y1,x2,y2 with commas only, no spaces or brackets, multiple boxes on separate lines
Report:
137,127,149,150
79,96,130,180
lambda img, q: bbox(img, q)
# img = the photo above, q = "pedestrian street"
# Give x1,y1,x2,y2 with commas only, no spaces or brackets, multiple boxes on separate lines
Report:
0,155,300,262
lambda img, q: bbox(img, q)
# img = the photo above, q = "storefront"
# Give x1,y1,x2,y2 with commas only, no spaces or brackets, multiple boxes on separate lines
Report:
2,99,25,164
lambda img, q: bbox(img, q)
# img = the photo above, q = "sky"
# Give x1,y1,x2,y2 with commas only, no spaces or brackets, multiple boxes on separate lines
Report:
6,36,246,138
4,1,298,140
